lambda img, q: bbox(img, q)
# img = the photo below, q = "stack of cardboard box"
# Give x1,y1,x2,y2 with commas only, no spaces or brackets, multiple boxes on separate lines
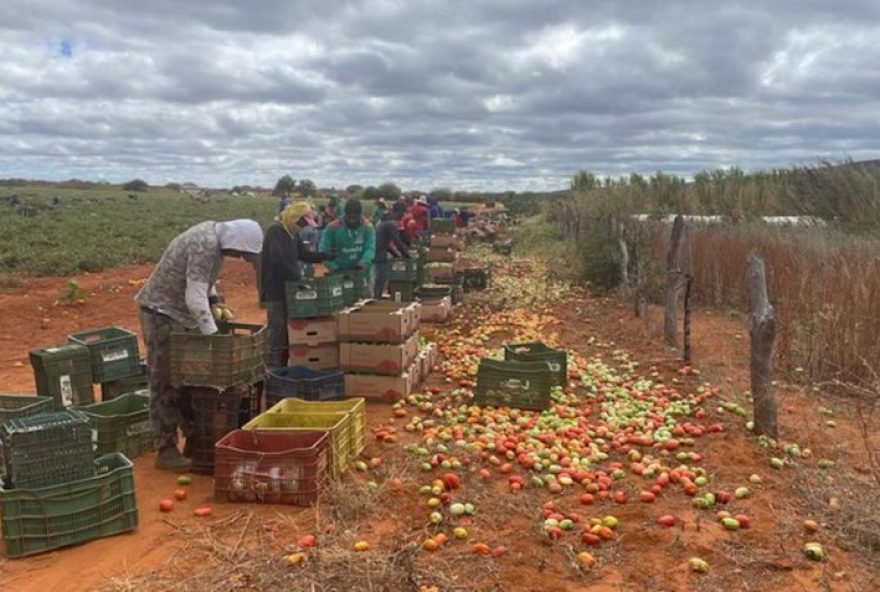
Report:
419,225,461,322
287,316,339,370
337,301,423,402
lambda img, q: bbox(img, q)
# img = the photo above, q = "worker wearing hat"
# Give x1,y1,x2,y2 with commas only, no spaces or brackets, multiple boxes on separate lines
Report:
261,202,335,368
137,219,264,472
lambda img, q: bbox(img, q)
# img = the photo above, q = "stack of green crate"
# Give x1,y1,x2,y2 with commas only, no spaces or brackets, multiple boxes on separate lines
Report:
387,252,421,302
0,453,138,557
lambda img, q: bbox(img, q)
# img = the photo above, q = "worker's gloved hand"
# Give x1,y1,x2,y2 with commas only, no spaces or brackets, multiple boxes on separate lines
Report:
211,303,235,322
354,263,365,271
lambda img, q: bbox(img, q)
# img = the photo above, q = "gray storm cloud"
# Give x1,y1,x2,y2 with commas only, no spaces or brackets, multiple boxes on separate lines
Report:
0,0,878,189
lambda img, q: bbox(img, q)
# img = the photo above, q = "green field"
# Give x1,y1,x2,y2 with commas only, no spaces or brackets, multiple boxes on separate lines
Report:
0,184,472,278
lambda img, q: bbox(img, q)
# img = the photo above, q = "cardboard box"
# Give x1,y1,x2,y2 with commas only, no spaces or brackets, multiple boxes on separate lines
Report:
420,296,452,323
417,349,432,384
426,247,457,263
360,299,422,329
427,263,456,283
344,370,413,402
337,300,421,342
339,332,419,375
430,235,461,249
410,352,423,386
426,342,439,369
287,316,337,346
288,343,339,370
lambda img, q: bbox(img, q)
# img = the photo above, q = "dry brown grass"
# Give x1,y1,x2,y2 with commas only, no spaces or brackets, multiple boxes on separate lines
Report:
639,223,880,384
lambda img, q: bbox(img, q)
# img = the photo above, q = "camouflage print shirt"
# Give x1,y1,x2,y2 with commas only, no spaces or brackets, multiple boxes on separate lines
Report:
136,221,222,333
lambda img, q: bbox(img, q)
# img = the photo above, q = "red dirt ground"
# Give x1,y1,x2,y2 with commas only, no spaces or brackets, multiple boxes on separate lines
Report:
0,260,875,591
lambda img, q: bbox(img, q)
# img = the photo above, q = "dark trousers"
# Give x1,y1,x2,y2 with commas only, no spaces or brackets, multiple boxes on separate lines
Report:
373,261,389,299
265,300,288,368
139,309,192,450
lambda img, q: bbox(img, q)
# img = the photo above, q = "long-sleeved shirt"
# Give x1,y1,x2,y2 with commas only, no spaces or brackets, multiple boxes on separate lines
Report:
318,218,375,271
136,221,223,334
260,221,326,303
373,215,410,263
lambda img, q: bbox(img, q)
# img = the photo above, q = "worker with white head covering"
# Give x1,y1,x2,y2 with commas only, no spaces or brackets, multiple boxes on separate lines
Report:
136,218,263,472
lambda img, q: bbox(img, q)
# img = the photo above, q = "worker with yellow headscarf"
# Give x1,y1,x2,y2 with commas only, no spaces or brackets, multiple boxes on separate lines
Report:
261,201,336,367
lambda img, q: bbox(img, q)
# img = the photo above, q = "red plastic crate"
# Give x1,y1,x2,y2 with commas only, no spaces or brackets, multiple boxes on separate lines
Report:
214,430,329,506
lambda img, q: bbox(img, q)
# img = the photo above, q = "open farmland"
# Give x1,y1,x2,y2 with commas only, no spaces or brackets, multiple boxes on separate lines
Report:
0,221,875,591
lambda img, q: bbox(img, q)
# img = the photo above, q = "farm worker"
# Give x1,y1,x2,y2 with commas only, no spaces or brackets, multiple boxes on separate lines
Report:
136,219,263,472
296,203,322,253
427,193,443,219
324,193,341,226
277,193,290,215
402,195,430,241
372,198,387,227
373,201,412,299
261,202,335,368
319,198,375,279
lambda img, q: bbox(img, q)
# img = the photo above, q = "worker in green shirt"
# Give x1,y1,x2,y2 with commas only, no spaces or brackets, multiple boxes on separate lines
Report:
319,198,375,275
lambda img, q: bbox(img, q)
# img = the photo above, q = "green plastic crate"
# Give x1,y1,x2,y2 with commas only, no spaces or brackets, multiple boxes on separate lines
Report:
1,410,96,489
422,279,463,305
387,281,417,302
503,342,568,387
75,393,153,458
0,453,138,558
0,395,54,473
432,219,455,234
334,269,371,307
460,268,490,292
474,358,553,412
29,344,94,409
388,258,419,282
285,275,346,319
68,326,141,383
493,242,512,255
100,364,148,401
0,394,53,424
170,323,267,389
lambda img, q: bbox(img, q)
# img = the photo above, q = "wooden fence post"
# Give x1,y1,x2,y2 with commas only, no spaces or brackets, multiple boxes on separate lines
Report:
664,215,685,346
748,250,778,438
682,224,695,362
683,274,693,363
611,216,630,297
633,224,646,317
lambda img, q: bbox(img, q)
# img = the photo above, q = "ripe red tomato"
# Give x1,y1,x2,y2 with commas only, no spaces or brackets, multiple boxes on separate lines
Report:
657,515,676,527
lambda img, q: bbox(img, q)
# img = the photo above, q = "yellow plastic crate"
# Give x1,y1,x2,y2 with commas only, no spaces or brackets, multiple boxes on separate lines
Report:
266,397,365,456
243,412,350,478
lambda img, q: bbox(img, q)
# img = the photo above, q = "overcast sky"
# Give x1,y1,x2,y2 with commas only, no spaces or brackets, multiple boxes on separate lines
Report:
0,1,878,191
